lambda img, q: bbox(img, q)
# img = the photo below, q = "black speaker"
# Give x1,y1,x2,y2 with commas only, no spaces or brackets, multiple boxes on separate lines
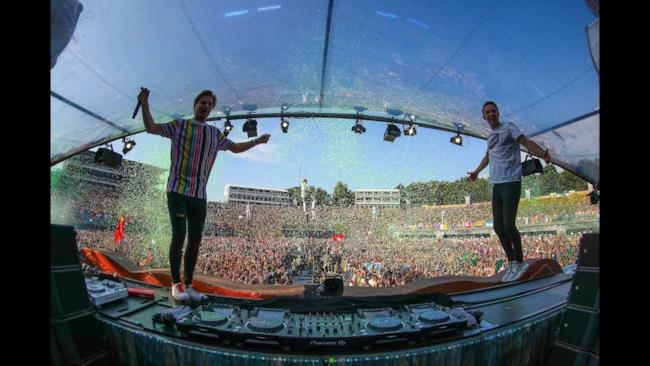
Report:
51,224,114,366
546,342,600,366
576,233,599,268
76,351,114,366
51,224,80,267
51,311,106,365
51,268,93,319
556,307,599,354
94,148,122,168
323,277,344,297
567,271,600,309
546,233,600,365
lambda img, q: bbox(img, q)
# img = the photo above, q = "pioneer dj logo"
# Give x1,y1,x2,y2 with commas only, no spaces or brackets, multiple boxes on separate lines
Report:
309,340,347,347
488,134,499,150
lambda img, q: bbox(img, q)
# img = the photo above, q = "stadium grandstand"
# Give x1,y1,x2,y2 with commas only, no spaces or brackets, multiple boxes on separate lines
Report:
354,189,400,208
224,184,292,205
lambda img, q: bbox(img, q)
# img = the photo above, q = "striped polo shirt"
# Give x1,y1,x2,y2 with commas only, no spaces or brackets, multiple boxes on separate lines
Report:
160,118,233,199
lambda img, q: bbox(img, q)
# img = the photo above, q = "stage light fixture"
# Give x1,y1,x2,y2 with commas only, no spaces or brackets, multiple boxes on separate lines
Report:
122,138,136,154
243,118,258,137
223,119,233,136
351,120,366,134
405,123,417,136
384,124,401,142
409,114,416,122
450,133,463,146
281,118,289,133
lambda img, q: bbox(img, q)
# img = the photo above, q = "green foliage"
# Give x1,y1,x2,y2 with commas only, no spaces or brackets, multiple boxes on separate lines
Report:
286,185,332,205
522,165,588,198
336,166,587,207
332,181,355,206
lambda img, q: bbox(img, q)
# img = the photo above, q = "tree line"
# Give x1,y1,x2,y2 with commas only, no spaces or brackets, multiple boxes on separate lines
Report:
286,165,588,207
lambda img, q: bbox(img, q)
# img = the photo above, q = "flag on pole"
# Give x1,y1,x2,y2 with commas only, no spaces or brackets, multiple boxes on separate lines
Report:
114,216,125,244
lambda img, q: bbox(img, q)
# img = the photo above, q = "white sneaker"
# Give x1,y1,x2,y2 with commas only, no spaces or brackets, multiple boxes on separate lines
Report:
502,261,520,282
185,285,207,302
510,262,529,282
500,263,512,282
171,283,189,301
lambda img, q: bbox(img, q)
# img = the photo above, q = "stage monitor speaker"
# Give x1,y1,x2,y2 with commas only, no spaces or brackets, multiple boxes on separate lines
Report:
51,268,93,319
576,233,598,268
568,270,599,310
556,307,599,354
323,277,344,297
51,224,91,318
51,224,114,366
546,342,599,366
51,311,108,365
94,148,122,168
51,224,80,267
545,233,600,365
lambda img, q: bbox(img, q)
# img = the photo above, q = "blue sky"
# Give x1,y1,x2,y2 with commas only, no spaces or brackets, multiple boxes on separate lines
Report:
52,0,597,197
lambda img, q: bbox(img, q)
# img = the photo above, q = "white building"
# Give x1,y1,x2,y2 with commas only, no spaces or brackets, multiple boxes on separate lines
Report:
224,184,292,205
354,189,400,208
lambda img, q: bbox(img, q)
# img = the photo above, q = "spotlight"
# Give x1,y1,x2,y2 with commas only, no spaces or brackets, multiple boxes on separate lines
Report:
122,138,136,154
351,120,366,134
281,118,289,133
409,114,416,122
224,119,233,136
281,103,290,112
405,123,417,136
243,118,258,137
450,133,463,146
384,124,401,142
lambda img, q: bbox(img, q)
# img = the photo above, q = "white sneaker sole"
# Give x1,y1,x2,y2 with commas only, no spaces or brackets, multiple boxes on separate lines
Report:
511,264,529,281
172,294,189,301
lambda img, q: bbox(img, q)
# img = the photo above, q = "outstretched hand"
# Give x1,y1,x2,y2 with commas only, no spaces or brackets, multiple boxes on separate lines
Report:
256,134,271,144
467,171,478,182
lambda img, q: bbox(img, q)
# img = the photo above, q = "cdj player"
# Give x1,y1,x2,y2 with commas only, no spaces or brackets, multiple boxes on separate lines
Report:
172,302,477,353
85,277,128,306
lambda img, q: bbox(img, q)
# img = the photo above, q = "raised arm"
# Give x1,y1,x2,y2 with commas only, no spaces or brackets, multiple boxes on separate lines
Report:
227,134,271,154
137,88,163,135
517,135,551,163
468,150,489,181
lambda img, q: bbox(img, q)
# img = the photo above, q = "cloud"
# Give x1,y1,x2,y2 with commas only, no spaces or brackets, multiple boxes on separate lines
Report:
229,142,279,163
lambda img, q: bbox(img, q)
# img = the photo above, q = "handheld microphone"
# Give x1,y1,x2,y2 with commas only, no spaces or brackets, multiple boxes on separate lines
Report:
132,87,146,119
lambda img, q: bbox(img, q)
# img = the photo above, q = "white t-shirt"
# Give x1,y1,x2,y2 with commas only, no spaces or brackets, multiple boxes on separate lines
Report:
486,122,524,184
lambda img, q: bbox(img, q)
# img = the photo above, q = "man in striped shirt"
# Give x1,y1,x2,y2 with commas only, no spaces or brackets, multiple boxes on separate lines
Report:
138,88,270,302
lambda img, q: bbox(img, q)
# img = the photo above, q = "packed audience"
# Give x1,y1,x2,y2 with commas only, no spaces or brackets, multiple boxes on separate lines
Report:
65,179,597,287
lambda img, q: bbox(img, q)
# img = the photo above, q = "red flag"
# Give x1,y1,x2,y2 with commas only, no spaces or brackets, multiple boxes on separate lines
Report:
332,233,345,242
114,216,125,244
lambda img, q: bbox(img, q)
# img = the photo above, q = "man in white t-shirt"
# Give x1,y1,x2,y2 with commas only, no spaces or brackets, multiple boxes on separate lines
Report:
468,101,551,282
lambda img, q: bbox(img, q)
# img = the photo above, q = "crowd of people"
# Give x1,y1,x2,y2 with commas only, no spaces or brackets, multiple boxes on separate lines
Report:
76,225,586,288
336,233,582,287
67,184,596,288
